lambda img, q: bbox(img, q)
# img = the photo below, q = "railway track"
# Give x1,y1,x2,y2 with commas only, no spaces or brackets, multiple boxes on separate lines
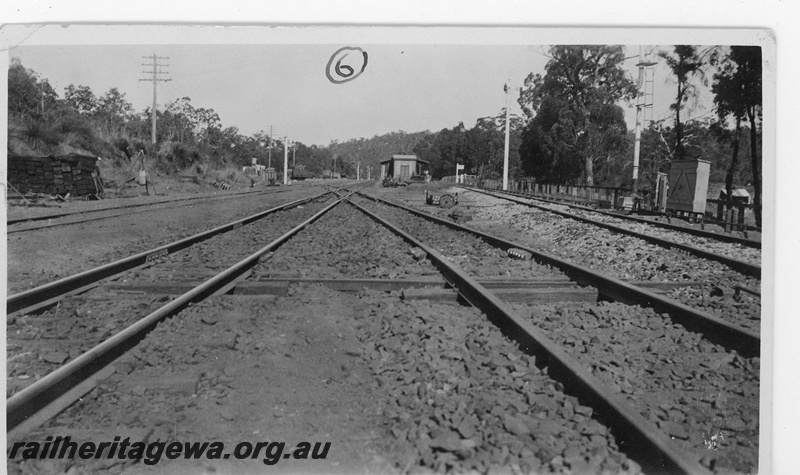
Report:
9,185,758,473
351,194,758,473
358,192,760,344
7,194,340,424
383,186,762,334
459,187,761,278
7,185,372,399
6,184,319,234
6,190,333,315
464,186,761,248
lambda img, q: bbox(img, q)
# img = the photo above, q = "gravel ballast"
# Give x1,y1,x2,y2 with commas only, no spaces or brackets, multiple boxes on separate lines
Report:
370,188,762,333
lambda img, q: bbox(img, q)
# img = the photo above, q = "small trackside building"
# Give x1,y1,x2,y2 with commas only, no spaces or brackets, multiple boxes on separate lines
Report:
380,154,428,179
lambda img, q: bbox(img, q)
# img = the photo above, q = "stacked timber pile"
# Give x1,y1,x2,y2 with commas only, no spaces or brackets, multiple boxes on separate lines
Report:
8,154,101,196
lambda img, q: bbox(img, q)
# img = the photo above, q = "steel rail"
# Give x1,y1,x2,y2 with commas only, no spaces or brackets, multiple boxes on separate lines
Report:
325,182,374,198
7,198,344,433
7,188,306,234
463,186,762,277
7,191,332,315
357,192,759,358
346,198,710,475
7,184,299,226
467,186,761,248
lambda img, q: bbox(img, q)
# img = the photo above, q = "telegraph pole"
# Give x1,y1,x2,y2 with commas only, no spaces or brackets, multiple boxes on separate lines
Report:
502,82,511,191
283,137,289,185
140,54,170,145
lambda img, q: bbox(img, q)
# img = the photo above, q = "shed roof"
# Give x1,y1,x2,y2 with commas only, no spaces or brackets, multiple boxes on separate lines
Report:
380,155,429,164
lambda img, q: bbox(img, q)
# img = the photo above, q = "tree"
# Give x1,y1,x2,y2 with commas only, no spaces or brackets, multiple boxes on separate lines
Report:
419,123,469,179
8,57,58,118
64,84,98,115
324,130,432,178
711,46,762,226
517,45,636,185
519,97,583,183
637,118,751,189
194,107,221,144
97,88,134,120
163,97,198,143
658,46,707,161
94,87,134,137
412,133,440,177
583,102,630,185
475,109,524,179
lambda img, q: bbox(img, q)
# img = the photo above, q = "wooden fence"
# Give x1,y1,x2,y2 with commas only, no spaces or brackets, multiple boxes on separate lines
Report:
444,176,628,208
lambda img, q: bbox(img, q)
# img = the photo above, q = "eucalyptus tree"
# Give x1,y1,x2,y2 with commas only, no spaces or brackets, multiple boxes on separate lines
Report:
8,58,59,118
64,85,99,116
712,46,762,227
658,46,707,162
94,88,135,138
518,45,636,185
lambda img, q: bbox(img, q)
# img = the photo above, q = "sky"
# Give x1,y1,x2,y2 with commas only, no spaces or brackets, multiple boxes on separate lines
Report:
10,41,710,147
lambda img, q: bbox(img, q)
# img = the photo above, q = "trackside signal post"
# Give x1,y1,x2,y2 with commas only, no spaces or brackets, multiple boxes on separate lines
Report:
456,163,465,183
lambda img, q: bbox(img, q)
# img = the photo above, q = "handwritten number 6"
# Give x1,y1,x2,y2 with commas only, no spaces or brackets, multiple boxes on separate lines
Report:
326,47,368,84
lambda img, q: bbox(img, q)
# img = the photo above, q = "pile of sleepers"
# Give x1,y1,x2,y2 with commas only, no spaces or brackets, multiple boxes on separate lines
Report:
8,154,102,196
